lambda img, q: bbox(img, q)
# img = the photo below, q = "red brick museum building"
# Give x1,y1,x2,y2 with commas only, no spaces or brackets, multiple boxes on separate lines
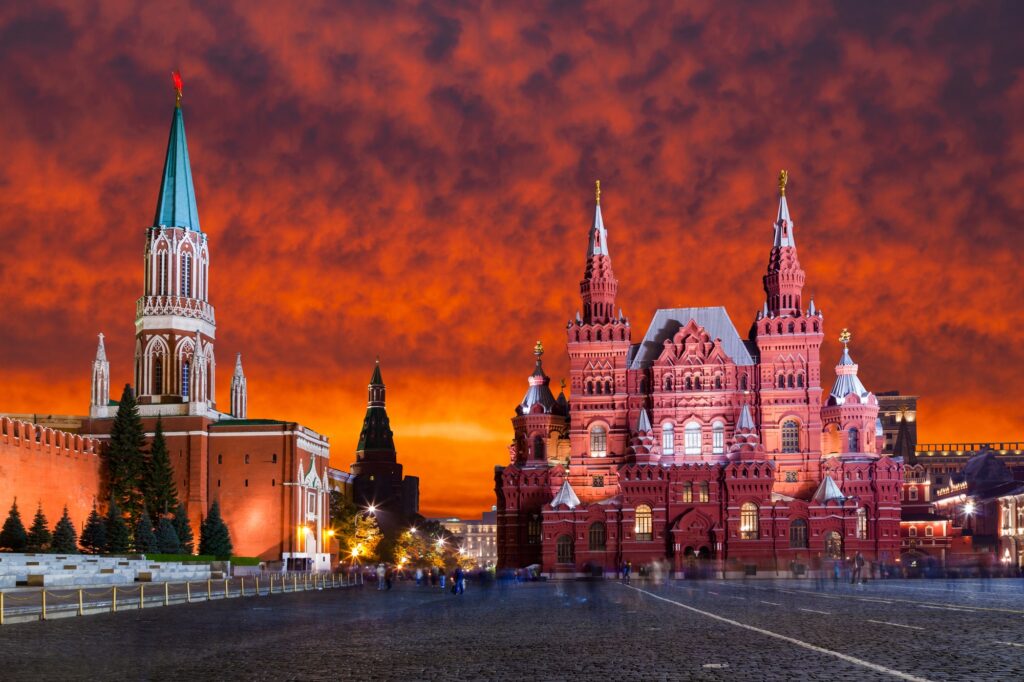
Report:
495,177,904,577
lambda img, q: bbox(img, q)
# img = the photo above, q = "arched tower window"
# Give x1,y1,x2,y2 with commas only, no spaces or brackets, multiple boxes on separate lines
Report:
797,374,804,388
153,357,163,394
740,502,759,539
604,380,612,395
685,376,693,390
781,420,800,453
588,523,606,551
740,375,748,391
533,435,545,461
714,376,722,389
158,251,168,295
662,423,675,455
180,253,192,297
694,376,702,390
787,374,794,388
635,505,653,541
590,426,607,458
664,375,673,391
181,361,190,399
682,482,693,503
684,423,701,456
848,428,860,453
777,375,785,389
712,421,724,454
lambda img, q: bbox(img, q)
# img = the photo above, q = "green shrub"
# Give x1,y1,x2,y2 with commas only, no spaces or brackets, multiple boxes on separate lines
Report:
230,556,261,566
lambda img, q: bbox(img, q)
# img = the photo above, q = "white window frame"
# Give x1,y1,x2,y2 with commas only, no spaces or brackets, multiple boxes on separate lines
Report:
712,421,724,454
684,423,701,456
590,426,607,458
662,423,675,455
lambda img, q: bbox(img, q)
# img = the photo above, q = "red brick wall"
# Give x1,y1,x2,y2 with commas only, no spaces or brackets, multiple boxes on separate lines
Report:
0,418,101,535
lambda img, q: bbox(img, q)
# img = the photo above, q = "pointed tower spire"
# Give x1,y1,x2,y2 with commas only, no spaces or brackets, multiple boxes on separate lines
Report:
90,333,110,416
230,353,247,419
762,170,806,317
357,358,395,454
580,180,619,324
828,329,871,405
153,71,201,231
519,341,560,415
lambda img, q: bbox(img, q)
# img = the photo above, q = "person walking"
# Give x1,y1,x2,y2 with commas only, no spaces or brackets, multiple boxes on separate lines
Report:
622,561,631,585
455,566,465,595
853,551,865,585
415,567,423,586
440,569,447,591
376,563,386,591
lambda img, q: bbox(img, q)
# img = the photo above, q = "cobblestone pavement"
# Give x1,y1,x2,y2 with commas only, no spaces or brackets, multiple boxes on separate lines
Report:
1,578,1022,680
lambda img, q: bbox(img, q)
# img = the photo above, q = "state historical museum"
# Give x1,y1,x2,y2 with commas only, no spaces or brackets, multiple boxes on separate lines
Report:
495,177,904,577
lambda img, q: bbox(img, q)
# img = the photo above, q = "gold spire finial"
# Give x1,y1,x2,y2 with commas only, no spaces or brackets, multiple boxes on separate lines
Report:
534,340,544,358
595,180,601,205
839,328,851,346
778,170,789,197
172,70,183,108
560,378,567,390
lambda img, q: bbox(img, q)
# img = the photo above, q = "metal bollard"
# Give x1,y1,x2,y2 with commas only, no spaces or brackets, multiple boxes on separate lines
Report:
1,591,4,625
293,575,297,592
140,584,145,610
224,578,229,598
207,579,212,601
79,588,84,616
255,576,259,596
41,590,47,621
112,586,117,613
186,582,191,603
164,582,169,607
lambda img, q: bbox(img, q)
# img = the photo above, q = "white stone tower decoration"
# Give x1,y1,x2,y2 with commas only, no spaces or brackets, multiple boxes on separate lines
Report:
90,333,110,418
230,353,247,419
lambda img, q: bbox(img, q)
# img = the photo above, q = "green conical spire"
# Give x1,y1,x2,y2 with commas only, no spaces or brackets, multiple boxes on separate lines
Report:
153,92,201,231
370,357,383,386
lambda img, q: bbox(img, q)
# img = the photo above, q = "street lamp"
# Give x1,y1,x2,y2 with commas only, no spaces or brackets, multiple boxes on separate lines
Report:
964,501,976,516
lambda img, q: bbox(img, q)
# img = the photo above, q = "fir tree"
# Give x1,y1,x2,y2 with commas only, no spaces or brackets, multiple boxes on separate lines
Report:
198,501,232,557
172,503,195,555
133,509,159,554
80,501,107,554
26,504,52,552
156,516,181,554
143,417,179,519
51,506,78,554
0,499,28,551
106,384,145,519
105,499,130,554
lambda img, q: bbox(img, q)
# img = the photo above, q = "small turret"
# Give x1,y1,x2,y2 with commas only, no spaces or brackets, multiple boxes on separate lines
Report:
628,409,660,464
821,329,880,456
90,333,110,418
230,353,247,419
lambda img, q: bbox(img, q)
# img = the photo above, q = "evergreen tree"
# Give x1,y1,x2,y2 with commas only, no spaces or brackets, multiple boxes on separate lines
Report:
156,516,181,554
105,384,145,519
172,503,194,554
198,501,232,557
133,509,159,554
80,501,107,554
0,499,28,551
26,504,52,552
51,506,78,554
105,499,130,554
143,417,179,519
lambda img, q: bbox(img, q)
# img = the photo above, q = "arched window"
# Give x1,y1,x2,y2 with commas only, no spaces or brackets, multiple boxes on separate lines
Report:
787,374,794,388
685,376,693,390
740,375,748,390
856,507,868,539
635,505,653,541
908,487,918,501
740,502,759,539
556,535,574,563
848,428,860,453
527,515,541,544
605,380,612,395
789,519,808,548
908,526,917,537
590,426,607,457
712,421,724,454
924,525,933,538
180,253,192,297
684,423,701,456
533,435,545,460
788,322,795,333
797,374,804,388
694,376,702,390
153,357,163,394
699,481,709,503
662,423,675,455
778,375,785,389
714,376,722,389
588,523,606,551
181,361,190,399
781,420,799,453
664,375,673,391
158,251,168,295
586,381,594,395
596,330,603,341
682,482,693,503
596,381,603,395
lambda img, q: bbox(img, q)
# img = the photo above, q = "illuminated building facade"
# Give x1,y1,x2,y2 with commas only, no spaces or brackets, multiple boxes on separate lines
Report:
437,510,498,568
495,176,904,577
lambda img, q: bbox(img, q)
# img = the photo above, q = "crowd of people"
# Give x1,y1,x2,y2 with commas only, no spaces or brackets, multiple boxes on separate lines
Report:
369,563,471,594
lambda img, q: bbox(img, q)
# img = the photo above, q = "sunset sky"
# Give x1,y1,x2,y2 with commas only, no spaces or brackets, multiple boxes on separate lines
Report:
1,1,1022,518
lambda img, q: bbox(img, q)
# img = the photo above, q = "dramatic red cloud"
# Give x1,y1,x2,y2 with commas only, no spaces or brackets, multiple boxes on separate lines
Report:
1,1,1022,518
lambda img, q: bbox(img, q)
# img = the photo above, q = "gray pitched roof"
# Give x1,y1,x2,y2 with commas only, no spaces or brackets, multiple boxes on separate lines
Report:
812,476,845,503
550,479,581,509
629,307,755,369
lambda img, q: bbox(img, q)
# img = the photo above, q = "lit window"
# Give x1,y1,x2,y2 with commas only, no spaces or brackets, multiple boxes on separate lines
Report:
856,507,868,540
924,526,933,537
682,482,692,503
684,423,701,456
781,420,799,453
848,428,860,453
588,523,606,551
590,426,607,457
556,535,574,563
181,361,190,399
527,516,541,545
662,423,675,454
740,502,759,539
699,482,709,503
635,505,653,541
789,519,808,548
712,421,724,454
